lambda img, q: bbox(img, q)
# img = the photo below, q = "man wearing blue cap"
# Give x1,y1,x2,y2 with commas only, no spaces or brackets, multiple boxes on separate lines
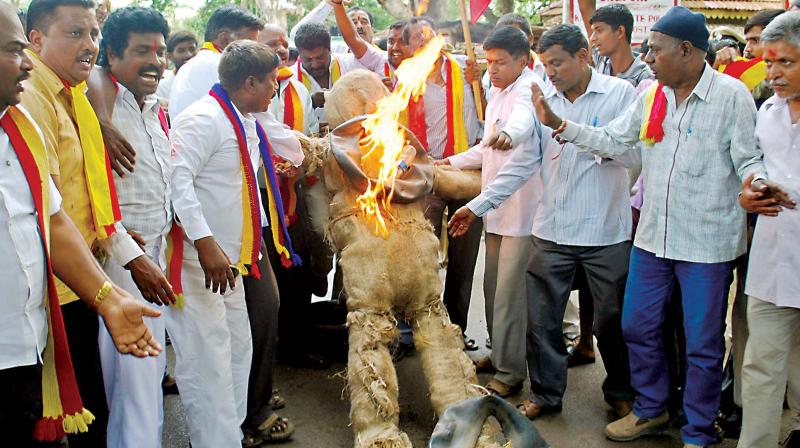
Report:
524,6,791,448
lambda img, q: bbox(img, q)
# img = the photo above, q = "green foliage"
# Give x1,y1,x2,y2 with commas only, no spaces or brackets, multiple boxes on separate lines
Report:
513,0,551,25
178,0,256,41
286,0,395,36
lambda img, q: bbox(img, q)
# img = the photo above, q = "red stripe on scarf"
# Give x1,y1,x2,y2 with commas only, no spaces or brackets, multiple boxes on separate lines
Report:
282,88,295,130
646,84,668,144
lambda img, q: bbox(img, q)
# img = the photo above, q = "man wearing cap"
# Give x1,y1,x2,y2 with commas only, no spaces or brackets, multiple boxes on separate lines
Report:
525,7,784,447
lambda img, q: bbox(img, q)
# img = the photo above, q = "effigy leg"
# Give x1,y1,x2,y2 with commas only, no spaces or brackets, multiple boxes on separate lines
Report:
347,309,412,448
412,300,503,447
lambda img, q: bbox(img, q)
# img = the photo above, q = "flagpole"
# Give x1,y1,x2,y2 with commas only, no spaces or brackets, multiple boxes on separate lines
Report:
458,0,485,121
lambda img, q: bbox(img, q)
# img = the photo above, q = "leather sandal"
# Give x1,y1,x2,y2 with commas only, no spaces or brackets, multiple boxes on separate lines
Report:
485,379,522,398
516,399,560,420
473,356,495,373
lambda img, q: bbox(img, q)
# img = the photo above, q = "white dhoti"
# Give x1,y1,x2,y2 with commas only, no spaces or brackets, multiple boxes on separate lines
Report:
164,255,252,448
99,242,167,448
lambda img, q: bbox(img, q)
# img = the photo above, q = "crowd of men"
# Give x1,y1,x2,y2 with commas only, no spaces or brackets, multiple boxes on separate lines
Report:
0,0,797,447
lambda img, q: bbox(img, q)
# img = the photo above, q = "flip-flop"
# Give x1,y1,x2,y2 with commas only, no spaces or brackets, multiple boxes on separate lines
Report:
485,379,522,398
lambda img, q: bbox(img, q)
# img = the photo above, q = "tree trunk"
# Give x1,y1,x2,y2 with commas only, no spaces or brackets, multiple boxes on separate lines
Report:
377,0,412,19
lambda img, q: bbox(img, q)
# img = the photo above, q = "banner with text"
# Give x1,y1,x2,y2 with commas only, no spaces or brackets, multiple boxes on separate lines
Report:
569,0,680,45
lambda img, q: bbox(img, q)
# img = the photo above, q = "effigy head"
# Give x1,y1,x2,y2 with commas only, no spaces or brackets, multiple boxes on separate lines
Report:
325,69,389,129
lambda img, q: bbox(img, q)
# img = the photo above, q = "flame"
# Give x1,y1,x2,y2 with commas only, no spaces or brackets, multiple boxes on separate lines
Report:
415,0,430,16
355,34,445,238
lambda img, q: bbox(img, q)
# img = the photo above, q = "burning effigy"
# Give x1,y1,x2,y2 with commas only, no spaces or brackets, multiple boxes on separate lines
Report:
297,36,499,448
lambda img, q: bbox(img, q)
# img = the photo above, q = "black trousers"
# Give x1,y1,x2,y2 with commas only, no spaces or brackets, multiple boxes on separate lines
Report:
0,363,43,447
526,236,635,408
242,243,281,430
62,300,108,447
423,195,482,332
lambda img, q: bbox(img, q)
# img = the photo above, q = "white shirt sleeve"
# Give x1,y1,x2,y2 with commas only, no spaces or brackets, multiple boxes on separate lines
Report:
357,45,389,76
289,2,333,42
467,121,545,217
298,82,320,134
501,76,540,145
448,143,484,170
170,113,219,242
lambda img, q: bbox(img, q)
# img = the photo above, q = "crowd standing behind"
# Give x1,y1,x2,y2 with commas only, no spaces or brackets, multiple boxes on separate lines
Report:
0,0,797,447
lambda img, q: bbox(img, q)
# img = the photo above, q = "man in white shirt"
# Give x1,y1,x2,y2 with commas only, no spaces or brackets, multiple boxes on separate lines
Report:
737,12,800,448
93,8,174,447
450,24,638,419
156,30,197,103
292,22,364,120
442,26,545,397
169,41,285,448
0,4,162,443
168,6,263,119
259,24,318,135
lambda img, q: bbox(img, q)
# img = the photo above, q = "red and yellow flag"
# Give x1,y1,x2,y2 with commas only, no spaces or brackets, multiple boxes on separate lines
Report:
719,56,766,92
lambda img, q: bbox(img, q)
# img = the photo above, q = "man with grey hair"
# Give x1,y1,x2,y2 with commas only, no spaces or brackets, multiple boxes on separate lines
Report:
736,11,800,448
517,6,788,447
168,40,280,448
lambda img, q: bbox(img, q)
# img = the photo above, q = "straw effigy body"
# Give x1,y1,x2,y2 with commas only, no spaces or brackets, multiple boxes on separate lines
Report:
297,70,500,447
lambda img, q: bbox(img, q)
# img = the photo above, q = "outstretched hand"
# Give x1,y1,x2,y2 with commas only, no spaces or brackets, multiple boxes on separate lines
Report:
447,206,477,238
98,287,162,357
484,131,513,151
531,82,563,130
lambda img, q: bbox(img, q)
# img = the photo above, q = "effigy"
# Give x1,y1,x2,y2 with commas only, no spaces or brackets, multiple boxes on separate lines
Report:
296,35,501,448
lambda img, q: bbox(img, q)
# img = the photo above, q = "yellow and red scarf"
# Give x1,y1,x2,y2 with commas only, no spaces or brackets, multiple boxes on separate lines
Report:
406,53,468,157
295,57,341,92
1,106,95,441
276,66,304,132
639,83,668,146
200,41,222,54
719,56,766,92
529,50,537,70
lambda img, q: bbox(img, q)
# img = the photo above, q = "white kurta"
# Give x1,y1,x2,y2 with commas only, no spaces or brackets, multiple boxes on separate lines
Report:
168,49,221,120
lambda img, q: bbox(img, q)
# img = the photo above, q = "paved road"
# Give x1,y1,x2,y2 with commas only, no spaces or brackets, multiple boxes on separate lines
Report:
162,240,741,448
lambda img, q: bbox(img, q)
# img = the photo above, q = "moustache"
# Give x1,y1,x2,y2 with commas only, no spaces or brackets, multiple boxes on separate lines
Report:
770,79,789,88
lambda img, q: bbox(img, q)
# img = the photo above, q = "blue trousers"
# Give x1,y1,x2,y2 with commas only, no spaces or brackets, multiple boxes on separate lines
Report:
623,247,733,446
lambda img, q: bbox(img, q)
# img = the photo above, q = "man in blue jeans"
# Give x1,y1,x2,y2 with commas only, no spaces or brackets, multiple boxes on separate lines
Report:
524,7,790,448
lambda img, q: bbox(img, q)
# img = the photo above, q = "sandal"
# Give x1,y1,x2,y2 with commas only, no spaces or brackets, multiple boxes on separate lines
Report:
269,390,286,410
256,413,295,443
485,379,522,398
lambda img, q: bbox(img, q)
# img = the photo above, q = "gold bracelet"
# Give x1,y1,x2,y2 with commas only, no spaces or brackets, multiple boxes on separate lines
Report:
93,281,113,305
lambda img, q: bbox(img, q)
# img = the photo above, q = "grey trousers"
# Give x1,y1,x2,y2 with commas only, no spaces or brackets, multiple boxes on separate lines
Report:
731,255,749,407
738,296,800,448
241,245,281,429
424,195,482,332
526,236,634,409
484,233,531,385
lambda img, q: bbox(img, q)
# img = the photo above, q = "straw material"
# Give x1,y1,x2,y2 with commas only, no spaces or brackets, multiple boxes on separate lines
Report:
325,69,388,130
432,165,482,201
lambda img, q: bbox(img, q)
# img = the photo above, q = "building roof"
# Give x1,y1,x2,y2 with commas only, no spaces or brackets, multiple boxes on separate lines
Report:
682,0,785,19
539,0,785,21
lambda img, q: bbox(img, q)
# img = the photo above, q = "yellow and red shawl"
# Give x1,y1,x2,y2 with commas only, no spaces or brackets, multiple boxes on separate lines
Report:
639,83,668,146
276,66,305,132
295,57,341,91
1,106,95,441
406,53,468,157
